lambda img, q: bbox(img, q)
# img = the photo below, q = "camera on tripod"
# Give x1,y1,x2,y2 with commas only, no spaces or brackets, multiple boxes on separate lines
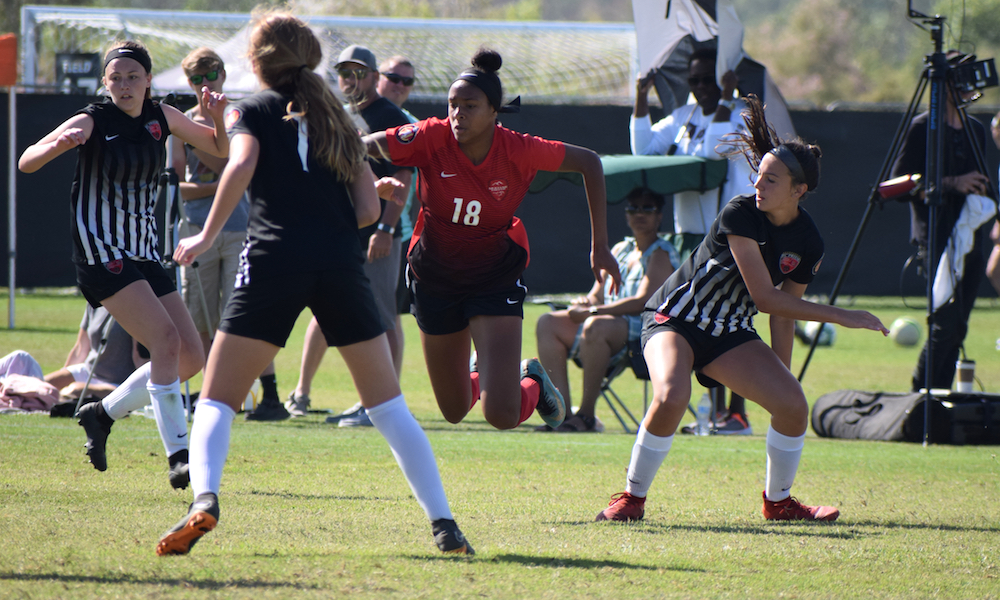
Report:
949,57,998,95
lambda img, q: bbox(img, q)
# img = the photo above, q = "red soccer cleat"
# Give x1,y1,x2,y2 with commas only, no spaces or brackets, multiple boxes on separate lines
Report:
762,491,839,521
595,492,646,522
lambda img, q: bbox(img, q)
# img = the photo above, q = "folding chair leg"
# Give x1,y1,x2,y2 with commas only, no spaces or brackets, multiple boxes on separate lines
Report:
602,386,641,434
73,316,115,417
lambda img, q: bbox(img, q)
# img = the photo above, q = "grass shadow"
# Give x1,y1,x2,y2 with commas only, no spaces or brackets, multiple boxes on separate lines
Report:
411,553,678,571
0,571,322,591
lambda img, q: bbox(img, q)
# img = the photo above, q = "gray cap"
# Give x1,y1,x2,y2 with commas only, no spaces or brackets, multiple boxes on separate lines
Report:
336,44,377,71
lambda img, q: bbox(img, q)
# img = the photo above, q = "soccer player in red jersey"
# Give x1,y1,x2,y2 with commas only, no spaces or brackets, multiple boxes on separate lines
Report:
365,47,621,431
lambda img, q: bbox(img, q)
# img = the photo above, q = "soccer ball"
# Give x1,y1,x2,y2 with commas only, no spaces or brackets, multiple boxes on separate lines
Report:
889,317,922,347
803,321,836,346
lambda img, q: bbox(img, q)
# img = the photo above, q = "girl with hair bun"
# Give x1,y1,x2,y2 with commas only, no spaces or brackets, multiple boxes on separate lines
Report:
596,96,889,524
365,47,621,435
163,10,471,557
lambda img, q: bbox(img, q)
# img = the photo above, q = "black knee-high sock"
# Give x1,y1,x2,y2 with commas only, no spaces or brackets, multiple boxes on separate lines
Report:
259,374,279,404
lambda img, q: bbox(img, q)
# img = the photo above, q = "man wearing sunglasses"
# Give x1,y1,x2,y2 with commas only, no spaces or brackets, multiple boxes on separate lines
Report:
376,56,417,109
375,55,420,394
630,48,755,436
288,45,413,425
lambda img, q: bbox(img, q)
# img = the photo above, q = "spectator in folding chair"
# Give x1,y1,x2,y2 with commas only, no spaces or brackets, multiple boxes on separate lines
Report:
44,304,148,401
535,187,679,432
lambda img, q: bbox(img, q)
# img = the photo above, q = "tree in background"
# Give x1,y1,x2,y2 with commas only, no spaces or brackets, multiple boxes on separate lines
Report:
3,0,999,109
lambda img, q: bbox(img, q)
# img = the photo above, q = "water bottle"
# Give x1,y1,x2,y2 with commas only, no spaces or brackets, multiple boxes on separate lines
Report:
695,393,713,436
244,379,261,412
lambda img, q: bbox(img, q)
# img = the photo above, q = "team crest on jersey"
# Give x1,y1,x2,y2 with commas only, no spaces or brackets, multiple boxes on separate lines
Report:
779,251,801,274
225,107,242,130
812,254,824,275
653,312,668,324
396,123,418,144
104,259,123,275
145,121,162,141
488,179,508,200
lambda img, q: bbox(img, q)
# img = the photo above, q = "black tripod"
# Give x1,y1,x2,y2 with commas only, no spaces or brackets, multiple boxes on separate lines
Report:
797,11,997,445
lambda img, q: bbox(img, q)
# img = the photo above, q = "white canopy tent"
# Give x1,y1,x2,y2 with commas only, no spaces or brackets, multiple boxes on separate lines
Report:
151,25,336,96
632,0,796,139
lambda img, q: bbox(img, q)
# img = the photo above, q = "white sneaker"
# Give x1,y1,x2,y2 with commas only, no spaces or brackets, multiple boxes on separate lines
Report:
338,406,373,427
325,402,366,425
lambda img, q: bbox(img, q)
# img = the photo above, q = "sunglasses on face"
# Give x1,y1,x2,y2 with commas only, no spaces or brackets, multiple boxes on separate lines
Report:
687,75,716,87
381,72,415,86
625,205,660,215
338,67,370,80
188,70,219,85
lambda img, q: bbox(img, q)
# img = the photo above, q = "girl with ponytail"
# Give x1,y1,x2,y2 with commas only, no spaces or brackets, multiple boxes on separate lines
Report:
164,10,472,558
597,95,889,524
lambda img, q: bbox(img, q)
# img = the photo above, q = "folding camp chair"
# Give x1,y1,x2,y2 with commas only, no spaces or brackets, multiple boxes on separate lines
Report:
591,339,649,434
596,338,706,434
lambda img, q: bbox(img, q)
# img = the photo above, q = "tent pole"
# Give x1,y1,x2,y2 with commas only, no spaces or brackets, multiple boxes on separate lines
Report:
7,85,15,329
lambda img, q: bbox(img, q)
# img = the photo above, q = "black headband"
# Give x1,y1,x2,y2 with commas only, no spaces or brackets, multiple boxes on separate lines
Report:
769,144,808,188
104,46,152,75
455,69,520,114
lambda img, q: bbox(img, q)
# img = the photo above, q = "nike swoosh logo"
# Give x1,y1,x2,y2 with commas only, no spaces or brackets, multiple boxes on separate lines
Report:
177,433,187,439
506,298,518,305
441,172,457,178
105,134,119,141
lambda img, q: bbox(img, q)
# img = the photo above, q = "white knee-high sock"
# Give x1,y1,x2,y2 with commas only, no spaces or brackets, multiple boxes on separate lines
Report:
189,399,235,498
366,395,453,522
148,378,188,457
765,426,805,502
102,362,152,420
625,424,673,498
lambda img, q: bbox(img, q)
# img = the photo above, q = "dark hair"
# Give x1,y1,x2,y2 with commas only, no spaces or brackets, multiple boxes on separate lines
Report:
455,47,504,112
688,48,717,69
104,39,153,100
248,10,366,182
724,95,822,192
625,186,665,211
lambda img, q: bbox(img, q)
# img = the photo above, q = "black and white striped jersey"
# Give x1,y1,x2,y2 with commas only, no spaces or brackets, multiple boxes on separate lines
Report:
70,98,171,265
645,195,824,336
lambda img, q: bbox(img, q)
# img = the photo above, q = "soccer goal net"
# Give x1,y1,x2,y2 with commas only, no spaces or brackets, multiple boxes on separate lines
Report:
20,6,636,105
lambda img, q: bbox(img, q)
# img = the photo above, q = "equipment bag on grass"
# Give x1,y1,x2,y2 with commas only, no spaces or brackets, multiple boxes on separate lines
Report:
811,390,920,441
812,390,1000,444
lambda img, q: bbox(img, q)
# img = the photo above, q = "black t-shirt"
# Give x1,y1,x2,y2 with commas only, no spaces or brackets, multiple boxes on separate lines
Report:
226,89,363,274
892,111,989,253
357,96,410,241
646,195,824,336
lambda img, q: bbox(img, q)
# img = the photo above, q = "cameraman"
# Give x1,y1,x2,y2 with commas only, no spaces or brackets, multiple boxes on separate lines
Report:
891,50,994,392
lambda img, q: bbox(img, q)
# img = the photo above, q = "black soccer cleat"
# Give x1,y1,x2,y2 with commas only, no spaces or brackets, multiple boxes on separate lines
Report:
77,401,111,472
432,518,474,556
156,492,220,556
168,449,190,490
245,398,290,421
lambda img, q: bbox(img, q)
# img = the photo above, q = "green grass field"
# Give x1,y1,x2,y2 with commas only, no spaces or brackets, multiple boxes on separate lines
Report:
1,292,998,599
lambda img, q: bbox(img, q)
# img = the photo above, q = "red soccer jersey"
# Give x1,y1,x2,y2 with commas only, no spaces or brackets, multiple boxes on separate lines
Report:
386,117,566,295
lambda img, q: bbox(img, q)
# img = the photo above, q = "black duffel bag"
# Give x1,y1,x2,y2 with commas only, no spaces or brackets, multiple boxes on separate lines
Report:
811,390,1000,445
